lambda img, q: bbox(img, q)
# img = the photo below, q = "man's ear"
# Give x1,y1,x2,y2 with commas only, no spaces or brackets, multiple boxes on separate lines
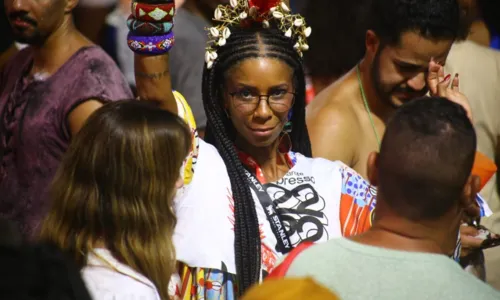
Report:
461,175,481,218
65,0,79,13
365,30,381,60
367,151,379,186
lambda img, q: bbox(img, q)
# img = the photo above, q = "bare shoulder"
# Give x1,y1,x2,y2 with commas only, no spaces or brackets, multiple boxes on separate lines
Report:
306,76,361,165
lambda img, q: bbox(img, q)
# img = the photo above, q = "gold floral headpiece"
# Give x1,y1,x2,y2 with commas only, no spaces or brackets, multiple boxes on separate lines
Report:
205,0,311,69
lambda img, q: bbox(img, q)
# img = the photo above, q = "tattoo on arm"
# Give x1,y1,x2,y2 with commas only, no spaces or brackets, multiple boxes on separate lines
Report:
136,69,169,79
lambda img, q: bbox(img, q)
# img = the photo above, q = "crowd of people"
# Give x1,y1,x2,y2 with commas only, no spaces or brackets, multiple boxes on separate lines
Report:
1,0,500,299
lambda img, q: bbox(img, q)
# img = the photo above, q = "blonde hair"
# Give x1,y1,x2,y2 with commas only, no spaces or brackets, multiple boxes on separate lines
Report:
40,101,191,300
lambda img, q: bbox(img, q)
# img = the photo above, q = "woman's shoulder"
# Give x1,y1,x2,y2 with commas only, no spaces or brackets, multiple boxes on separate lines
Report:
178,139,229,198
293,154,372,187
294,153,352,172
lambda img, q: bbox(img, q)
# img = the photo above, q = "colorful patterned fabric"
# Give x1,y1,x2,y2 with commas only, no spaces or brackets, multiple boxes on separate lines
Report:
174,145,376,299
172,93,491,300
174,91,199,186
177,265,237,299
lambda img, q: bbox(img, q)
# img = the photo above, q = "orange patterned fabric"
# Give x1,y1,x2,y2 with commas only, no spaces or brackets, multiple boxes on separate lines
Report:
472,151,497,191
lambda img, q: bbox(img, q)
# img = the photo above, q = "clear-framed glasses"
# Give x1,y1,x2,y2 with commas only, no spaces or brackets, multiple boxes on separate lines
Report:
229,90,296,115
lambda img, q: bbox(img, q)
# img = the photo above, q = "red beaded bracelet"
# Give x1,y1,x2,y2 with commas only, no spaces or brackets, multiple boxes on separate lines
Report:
131,1,175,22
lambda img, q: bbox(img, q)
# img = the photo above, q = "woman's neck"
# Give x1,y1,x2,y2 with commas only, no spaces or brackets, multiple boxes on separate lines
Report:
235,137,290,183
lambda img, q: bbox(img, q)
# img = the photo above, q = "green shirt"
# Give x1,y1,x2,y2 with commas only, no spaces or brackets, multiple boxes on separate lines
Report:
285,238,500,300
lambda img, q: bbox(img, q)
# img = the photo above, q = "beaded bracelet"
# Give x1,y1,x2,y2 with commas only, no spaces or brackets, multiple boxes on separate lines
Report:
127,15,173,35
127,31,175,55
131,1,175,22
135,0,174,4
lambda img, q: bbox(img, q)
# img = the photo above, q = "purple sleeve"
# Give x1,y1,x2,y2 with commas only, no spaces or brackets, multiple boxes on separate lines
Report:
57,48,133,139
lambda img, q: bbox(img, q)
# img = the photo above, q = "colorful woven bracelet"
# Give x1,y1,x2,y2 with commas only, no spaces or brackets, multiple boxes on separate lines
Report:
127,15,173,36
134,0,174,4
127,31,175,55
131,1,175,22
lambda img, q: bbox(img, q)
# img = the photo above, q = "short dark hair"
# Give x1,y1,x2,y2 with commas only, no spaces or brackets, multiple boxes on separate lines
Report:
378,97,476,221
370,0,461,45
302,0,371,78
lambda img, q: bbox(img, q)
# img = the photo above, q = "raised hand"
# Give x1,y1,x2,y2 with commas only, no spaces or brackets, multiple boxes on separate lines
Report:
427,59,473,122
129,0,178,114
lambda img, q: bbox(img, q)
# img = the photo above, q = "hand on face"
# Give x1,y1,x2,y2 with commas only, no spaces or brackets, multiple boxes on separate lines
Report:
427,60,473,122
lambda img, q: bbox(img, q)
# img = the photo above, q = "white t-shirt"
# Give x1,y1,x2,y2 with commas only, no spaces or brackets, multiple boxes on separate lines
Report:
82,249,160,300
174,139,377,276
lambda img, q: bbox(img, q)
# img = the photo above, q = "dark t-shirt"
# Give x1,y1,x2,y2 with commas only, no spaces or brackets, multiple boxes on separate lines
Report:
0,46,133,239
169,8,209,129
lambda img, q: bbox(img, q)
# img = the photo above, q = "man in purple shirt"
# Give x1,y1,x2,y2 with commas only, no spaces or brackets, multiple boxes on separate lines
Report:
0,0,132,239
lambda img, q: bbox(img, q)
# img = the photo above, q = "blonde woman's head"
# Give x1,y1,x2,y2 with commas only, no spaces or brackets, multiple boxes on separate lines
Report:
41,100,191,300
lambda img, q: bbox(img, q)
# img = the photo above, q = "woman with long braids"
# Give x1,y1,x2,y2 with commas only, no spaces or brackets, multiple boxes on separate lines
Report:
131,1,374,297
129,0,490,298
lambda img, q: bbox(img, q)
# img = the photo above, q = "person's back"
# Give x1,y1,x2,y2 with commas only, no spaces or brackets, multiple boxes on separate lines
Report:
285,238,499,300
279,97,500,299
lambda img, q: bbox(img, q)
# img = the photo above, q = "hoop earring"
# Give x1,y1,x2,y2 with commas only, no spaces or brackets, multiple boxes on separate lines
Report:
278,119,293,154
278,131,292,154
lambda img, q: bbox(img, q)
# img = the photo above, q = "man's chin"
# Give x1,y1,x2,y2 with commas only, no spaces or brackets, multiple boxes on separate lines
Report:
390,93,426,108
13,34,43,45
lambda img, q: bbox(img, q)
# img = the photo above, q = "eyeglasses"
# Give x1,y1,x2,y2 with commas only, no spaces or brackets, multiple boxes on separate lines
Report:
229,90,295,115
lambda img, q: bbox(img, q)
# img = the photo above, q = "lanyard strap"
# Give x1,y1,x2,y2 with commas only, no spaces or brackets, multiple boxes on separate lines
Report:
243,168,293,254
237,150,295,184
237,149,295,254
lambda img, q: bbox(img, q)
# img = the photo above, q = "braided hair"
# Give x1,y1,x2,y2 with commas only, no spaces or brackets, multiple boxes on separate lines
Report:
202,26,311,294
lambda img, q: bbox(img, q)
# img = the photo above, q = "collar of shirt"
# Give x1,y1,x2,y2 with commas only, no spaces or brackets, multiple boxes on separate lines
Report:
87,248,156,289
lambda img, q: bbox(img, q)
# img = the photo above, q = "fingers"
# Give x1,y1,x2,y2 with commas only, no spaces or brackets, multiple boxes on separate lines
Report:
461,234,484,249
436,73,451,97
451,73,459,92
461,224,480,236
460,225,484,249
438,64,445,81
427,60,441,95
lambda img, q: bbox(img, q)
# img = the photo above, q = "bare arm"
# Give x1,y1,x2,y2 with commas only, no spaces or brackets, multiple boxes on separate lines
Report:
306,106,356,166
68,100,104,135
134,51,178,115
